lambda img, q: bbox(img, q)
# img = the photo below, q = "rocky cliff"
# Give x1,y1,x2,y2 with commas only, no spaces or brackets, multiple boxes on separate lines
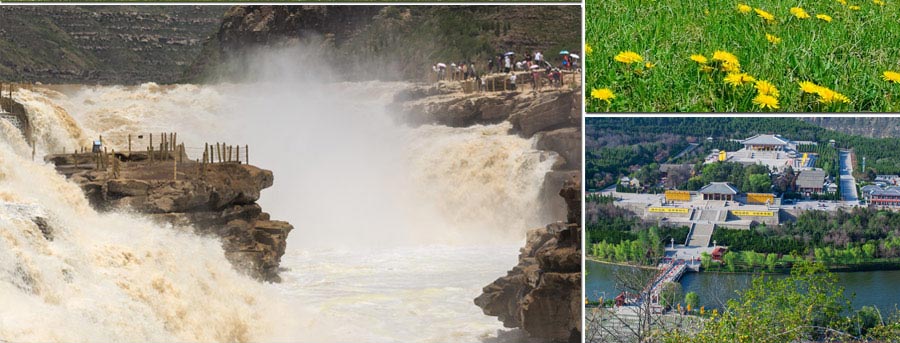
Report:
803,117,900,139
0,6,224,84
187,5,581,82
475,179,582,343
46,153,293,282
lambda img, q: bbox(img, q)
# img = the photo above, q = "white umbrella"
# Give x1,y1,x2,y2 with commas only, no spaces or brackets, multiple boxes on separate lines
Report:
570,53,580,59
504,52,515,56
530,65,541,70
437,63,446,68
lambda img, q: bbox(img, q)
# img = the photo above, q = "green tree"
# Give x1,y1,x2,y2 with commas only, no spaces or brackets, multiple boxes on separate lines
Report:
722,251,736,272
662,261,851,343
658,282,683,308
685,291,700,311
766,253,778,272
747,173,772,193
700,252,712,269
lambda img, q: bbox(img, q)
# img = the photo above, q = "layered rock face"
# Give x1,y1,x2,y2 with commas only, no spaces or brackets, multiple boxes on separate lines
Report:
48,154,293,282
475,179,582,342
0,6,224,84
186,5,581,82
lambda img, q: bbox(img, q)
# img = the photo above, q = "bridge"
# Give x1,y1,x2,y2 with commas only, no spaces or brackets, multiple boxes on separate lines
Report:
647,261,687,303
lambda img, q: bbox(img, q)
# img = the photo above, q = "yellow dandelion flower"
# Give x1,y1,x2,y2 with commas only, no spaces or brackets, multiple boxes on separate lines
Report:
591,88,616,103
700,65,715,73
817,87,850,104
614,51,643,64
645,62,655,69
790,7,811,19
737,4,752,13
798,81,823,94
817,14,833,22
837,0,847,5
883,71,900,83
585,43,593,55
874,0,885,6
766,33,782,45
754,8,776,21
690,54,709,64
755,80,780,97
849,5,861,10
753,94,780,110
712,50,741,72
724,73,756,87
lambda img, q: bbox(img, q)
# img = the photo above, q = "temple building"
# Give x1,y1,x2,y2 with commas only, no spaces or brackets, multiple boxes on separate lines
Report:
740,134,791,151
861,185,900,207
797,169,827,194
698,182,739,201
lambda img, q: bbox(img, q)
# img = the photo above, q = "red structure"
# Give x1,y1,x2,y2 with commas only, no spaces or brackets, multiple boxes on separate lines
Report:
711,247,726,261
615,292,627,307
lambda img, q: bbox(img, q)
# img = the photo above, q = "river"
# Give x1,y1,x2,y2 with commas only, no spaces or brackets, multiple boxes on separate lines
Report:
0,78,557,342
586,260,900,314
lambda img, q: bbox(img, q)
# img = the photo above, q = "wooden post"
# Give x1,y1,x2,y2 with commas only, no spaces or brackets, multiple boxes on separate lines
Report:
172,133,177,152
128,134,131,155
245,145,249,165
173,151,178,181
112,149,118,178
217,142,222,163
236,145,240,164
228,145,233,163
149,133,153,158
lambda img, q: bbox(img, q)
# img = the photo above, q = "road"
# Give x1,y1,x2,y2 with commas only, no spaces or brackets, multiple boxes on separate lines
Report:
839,150,858,203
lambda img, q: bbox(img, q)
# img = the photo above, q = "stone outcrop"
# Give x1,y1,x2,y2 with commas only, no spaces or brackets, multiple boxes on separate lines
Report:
475,179,582,343
49,155,293,282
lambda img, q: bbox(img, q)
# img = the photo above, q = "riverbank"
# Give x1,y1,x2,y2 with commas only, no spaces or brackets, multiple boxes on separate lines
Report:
585,256,659,271
587,260,900,313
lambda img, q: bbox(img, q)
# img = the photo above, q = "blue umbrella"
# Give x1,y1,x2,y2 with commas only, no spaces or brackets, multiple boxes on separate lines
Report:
559,50,570,55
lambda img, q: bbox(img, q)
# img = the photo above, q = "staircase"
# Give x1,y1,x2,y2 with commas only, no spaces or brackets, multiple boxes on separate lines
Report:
687,223,714,247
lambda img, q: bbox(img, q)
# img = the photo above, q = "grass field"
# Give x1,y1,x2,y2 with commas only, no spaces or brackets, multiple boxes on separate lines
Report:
585,0,900,112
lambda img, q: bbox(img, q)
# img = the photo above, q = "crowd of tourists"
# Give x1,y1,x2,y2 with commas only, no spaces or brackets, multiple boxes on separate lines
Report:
431,49,580,91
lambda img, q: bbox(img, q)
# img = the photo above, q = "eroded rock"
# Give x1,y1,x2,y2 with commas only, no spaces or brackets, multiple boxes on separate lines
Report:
58,161,293,282
475,179,582,342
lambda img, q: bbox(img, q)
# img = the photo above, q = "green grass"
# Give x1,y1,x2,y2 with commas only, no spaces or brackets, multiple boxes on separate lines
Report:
585,0,900,112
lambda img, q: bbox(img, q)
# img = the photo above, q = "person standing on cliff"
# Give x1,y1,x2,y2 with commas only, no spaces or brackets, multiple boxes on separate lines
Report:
504,55,511,73
488,59,495,74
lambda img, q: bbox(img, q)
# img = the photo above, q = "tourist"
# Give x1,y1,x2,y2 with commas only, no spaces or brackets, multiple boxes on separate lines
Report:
504,54,511,73
509,73,517,90
488,59,495,74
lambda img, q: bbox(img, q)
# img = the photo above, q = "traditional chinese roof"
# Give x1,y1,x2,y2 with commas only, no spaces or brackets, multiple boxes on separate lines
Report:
740,134,790,146
797,169,827,189
698,182,739,195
